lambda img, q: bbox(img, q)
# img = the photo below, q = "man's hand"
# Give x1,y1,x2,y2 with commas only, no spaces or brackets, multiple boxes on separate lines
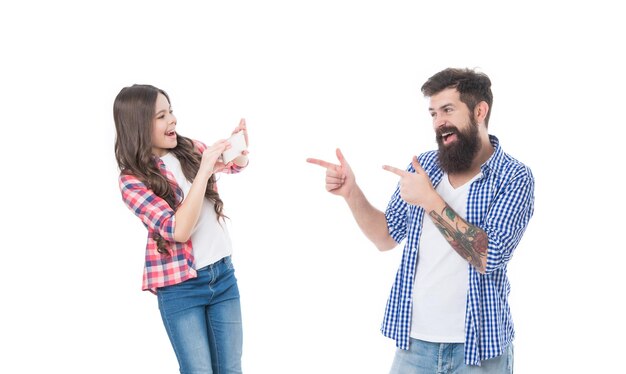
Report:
382,156,436,208
306,148,355,199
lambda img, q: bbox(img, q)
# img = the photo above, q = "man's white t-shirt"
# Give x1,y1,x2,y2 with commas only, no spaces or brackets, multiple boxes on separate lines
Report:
410,172,481,343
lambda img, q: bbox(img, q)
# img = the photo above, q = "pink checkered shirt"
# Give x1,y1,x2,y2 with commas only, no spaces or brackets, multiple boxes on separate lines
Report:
119,140,245,294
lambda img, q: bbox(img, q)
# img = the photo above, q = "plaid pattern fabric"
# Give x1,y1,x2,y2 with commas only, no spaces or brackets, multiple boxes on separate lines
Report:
383,135,534,366
119,140,244,294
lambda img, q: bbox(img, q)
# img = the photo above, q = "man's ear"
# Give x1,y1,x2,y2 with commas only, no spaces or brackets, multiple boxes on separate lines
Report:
474,101,489,124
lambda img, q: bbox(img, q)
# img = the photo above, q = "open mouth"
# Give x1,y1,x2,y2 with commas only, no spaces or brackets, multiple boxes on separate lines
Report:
166,130,176,136
440,131,456,144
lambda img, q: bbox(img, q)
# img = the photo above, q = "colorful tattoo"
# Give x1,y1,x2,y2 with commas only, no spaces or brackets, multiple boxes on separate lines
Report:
429,204,488,272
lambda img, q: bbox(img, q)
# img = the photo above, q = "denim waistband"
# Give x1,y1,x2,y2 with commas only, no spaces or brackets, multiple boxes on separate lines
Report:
196,256,231,272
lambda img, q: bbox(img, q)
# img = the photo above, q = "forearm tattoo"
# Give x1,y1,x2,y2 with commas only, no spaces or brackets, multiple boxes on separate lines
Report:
429,204,488,272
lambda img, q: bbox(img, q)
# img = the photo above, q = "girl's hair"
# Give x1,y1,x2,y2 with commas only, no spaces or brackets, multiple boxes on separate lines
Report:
113,84,225,255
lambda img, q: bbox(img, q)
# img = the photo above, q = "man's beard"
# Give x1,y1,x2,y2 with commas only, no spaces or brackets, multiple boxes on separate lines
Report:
436,117,481,173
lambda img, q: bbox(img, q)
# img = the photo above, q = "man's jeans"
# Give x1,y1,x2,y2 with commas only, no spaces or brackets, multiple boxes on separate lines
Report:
390,337,513,374
157,256,243,374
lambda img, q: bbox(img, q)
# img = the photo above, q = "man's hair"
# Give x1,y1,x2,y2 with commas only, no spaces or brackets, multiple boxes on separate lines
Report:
421,68,493,127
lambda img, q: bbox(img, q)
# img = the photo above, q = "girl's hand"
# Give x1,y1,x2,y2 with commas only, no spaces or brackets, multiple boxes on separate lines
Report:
200,139,232,177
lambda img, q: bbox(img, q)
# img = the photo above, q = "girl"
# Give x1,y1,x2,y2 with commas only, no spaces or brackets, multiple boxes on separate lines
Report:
113,84,248,373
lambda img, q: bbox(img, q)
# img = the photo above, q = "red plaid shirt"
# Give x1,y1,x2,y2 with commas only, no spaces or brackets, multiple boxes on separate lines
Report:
119,140,245,294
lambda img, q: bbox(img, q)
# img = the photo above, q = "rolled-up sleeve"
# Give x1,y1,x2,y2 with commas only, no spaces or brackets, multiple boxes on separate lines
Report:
484,168,535,273
119,175,176,241
385,186,408,244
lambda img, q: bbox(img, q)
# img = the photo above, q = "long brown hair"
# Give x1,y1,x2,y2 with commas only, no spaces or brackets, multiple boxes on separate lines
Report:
113,84,225,254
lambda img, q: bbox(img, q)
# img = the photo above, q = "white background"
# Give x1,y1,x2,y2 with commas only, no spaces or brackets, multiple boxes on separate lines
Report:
2,1,624,373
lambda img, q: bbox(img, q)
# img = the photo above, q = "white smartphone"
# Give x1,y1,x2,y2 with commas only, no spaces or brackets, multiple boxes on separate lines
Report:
221,131,247,163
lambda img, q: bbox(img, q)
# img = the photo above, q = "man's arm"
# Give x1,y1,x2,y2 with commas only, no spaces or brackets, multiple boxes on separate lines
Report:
429,204,487,273
307,148,397,251
344,185,398,251
383,156,487,273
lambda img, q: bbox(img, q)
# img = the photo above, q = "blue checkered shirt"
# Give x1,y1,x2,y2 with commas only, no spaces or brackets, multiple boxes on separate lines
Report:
382,135,534,366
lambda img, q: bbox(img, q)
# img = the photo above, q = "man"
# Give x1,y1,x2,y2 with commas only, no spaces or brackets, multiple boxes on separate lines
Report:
307,68,534,373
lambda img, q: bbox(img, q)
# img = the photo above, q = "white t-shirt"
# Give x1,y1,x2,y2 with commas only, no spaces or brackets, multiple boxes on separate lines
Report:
160,153,232,269
410,172,481,343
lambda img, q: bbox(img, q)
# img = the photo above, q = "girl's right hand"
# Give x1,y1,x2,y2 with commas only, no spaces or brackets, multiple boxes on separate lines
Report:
200,139,232,177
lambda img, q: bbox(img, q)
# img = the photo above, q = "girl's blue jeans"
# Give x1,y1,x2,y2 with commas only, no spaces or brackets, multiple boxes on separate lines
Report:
157,256,243,374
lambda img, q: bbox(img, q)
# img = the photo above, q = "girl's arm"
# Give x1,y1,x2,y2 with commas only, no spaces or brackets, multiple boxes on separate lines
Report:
174,140,230,242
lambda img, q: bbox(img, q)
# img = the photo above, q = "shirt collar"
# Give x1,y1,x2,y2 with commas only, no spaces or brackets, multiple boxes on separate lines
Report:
479,134,504,178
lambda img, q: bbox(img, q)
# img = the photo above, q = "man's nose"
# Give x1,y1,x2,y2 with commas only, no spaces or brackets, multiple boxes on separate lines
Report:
433,117,447,130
